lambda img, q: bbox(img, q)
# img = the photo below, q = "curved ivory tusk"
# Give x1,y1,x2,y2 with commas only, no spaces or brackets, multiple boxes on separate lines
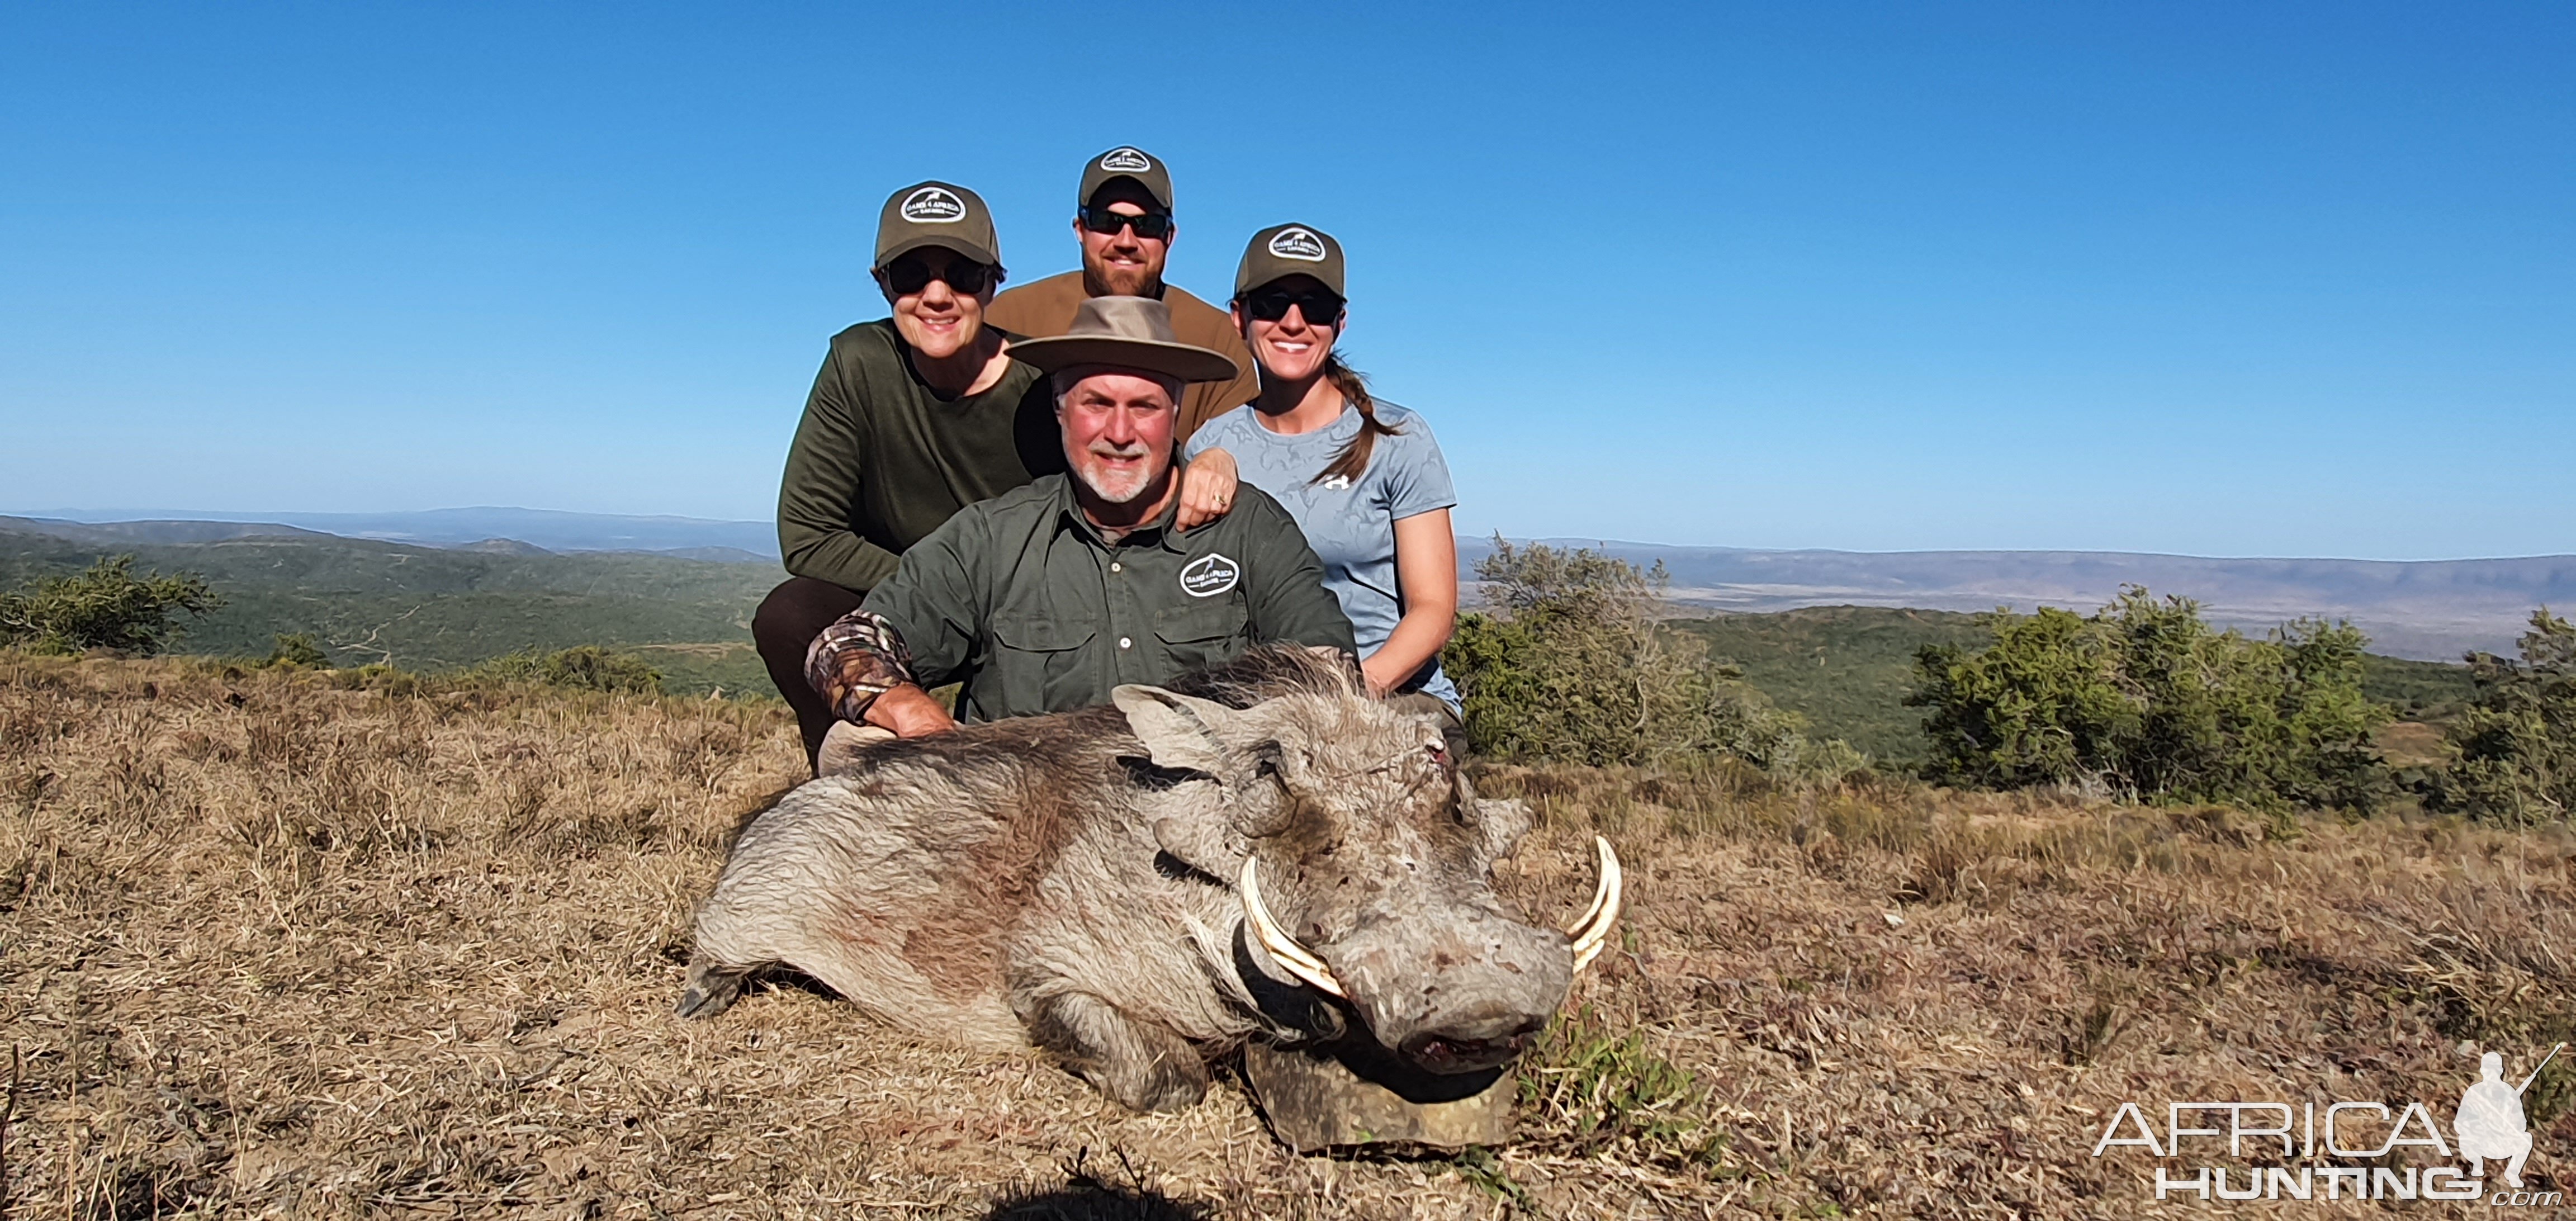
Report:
1564,835,1625,972
1239,857,1347,999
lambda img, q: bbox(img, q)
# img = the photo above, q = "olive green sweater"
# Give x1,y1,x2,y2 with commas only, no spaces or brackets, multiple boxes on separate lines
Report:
775,319,1066,594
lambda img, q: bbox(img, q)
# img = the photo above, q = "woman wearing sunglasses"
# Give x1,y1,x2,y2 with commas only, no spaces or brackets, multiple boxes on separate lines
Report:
1185,223,1464,735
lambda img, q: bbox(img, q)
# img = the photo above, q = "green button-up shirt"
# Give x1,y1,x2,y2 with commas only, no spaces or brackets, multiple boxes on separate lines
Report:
858,474,1358,721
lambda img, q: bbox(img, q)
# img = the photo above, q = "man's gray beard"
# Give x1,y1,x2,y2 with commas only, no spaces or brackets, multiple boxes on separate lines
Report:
1076,456,1156,505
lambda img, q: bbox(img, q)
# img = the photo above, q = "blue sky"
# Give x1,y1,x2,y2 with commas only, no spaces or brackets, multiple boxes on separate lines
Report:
3,2,2569,559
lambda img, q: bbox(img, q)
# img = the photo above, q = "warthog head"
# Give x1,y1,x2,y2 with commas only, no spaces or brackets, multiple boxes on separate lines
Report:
1114,661,1620,1076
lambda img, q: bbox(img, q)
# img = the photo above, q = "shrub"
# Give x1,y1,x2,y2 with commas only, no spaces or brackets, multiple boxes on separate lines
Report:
470,646,664,695
262,632,333,669
2428,608,2576,826
1909,586,2389,811
1443,539,1857,777
0,554,222,656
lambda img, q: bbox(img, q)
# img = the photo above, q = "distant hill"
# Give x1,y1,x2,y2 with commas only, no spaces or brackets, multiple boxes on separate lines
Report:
2,527,2487,739
0,526,778,695
8,507,780,557
1470,538,2573,662
22,509,2563,661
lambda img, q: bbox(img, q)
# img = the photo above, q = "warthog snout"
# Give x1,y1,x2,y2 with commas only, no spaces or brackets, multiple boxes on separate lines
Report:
1397,1012,1548,1074
1326,910,1578,1075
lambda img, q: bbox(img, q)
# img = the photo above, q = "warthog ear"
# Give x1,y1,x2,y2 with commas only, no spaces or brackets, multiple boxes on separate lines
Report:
1112,684,1239,776
1115,684,1286,879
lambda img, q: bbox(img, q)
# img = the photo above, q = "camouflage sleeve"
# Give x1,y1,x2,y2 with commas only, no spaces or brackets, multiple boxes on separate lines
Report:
804,609,916,723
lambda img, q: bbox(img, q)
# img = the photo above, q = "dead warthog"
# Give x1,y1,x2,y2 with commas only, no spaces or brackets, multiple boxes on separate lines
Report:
678,646,1621,1112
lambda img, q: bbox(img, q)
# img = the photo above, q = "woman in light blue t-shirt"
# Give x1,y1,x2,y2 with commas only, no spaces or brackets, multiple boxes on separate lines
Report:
1185,223,1462,725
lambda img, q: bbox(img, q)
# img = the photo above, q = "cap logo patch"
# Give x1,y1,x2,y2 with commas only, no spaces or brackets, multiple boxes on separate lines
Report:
899,186,967,223
1180,553,1241,598
1267,227,1328,262
1098,147,1154,173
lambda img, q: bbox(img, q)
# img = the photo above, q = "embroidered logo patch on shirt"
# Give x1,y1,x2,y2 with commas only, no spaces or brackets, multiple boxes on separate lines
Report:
1266,227,1328,261
899,187,966,223
1319,474,1353,491
1180,553,1242,598
1099,147,1154,173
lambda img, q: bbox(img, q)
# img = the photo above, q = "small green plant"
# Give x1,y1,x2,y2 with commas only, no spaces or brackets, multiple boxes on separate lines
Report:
471,646,664,695
2427,608,2576,825
330,662,423,696
261,632,332,669
1447,1146,1535,1209
1517,1005,1726,1168
0,555,222,656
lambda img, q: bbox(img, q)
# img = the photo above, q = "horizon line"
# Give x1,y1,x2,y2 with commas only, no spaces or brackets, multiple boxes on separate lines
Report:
8,505,2572,567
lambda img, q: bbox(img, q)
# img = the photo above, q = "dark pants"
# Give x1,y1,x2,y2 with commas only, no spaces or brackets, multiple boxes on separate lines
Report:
753,576,864,773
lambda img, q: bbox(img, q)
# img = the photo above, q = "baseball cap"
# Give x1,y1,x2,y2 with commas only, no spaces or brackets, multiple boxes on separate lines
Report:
1233,223,1346,298
874,181,1002,271
1079,146,1175,212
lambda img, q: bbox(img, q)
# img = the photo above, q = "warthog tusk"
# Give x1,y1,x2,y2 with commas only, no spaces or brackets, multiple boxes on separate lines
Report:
1564,835,1624,972
1238,858,1347,1000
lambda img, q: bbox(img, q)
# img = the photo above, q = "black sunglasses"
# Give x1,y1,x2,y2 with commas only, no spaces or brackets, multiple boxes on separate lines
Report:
1239,286,1344,326
880,253,994,296
1079,206,1173,240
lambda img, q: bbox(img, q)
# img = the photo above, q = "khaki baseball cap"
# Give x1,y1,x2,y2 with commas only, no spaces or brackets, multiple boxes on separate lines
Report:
873,181,1002,271
1078,146,1175,212
1233,223,1346,298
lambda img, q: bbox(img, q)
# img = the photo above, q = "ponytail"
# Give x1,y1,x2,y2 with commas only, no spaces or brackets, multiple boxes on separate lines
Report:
1315,351,1402,486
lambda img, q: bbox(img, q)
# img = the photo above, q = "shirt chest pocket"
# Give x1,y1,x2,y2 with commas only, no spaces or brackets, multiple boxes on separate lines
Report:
988,616,1098,717
1153,598,1251,676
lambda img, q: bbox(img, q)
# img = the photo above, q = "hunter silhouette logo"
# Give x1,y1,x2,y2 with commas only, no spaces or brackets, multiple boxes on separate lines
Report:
1179,553,1240,598
899,187,966,223
2459,1044,2559,1189
2089,1042,2566,1205
1098,147,1154,173
1266,227,1328,261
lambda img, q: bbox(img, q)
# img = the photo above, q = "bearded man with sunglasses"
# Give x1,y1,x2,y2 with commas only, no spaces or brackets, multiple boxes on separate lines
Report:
986,147,1262,465
755,180,1074,772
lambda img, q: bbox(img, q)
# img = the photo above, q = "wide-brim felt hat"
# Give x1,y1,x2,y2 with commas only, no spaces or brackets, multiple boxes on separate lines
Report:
1007,296,1240,384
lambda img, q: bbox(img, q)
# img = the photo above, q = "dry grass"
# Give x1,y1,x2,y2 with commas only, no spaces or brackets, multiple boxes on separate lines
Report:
3,655,2573,1218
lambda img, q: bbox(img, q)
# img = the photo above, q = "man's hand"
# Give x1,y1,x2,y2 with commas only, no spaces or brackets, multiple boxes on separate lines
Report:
1174,447,1240,531
862,683,957,738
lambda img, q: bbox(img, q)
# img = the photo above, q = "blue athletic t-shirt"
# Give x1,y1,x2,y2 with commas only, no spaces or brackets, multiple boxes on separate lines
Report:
1187,401,1460,711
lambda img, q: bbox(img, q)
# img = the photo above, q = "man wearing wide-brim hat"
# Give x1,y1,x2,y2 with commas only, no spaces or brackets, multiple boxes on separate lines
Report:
803,296,1357,739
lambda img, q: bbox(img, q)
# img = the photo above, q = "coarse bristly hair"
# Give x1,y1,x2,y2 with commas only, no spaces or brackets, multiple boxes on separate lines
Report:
1162,643,1365,710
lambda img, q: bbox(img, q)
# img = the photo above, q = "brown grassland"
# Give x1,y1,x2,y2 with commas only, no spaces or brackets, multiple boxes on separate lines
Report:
3,654,2573,1218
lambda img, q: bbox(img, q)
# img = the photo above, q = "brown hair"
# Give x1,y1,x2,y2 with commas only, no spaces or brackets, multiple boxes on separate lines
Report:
1317,351,1403,487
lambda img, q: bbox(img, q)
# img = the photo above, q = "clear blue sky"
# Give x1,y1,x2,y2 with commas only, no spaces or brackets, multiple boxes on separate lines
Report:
3,3,2569,559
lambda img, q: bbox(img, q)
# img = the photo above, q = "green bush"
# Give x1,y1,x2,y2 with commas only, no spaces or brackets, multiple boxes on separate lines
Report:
1908,587,2389,811
261,632,333,669
0,554,223,656
470,645,664,695
2428,608,2576,825
1442,539,1859,778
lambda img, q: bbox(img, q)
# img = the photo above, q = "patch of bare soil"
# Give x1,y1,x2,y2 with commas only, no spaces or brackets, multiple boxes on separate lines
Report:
3,655,2573,1218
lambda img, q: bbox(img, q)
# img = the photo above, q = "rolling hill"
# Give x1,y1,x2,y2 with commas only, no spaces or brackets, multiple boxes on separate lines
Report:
2,516,2496,738
0,524,778,695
